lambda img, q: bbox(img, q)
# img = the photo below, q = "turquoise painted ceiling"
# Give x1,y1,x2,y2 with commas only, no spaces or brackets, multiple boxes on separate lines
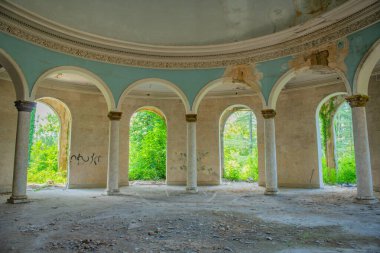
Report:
9,0,348,46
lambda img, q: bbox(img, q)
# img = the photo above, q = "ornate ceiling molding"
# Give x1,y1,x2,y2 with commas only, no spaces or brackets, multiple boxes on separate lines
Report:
0,0,379,69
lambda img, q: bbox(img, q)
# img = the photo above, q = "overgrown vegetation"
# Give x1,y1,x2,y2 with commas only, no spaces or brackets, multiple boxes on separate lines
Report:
320,100,356,185
223,110,258,182
129,110,167,180
28,105,66,184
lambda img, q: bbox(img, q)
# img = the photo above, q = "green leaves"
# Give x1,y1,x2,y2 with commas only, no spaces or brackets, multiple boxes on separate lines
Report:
28,106,63,184
223,111,258,181
129,111,167,180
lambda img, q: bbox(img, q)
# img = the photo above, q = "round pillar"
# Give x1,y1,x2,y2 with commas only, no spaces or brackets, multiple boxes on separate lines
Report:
262,109,278,195
7,100,36,204
186,114,198,193
106,111,122,195
346,95,377,203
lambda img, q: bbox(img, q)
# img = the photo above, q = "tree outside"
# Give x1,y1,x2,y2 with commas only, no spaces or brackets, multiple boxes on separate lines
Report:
129,110,167,181
223,110,258,182
319,98,356,185
28,102,66,184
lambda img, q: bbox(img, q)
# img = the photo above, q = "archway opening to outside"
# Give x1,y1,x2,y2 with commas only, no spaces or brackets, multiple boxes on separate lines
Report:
221,106,258,182
318,95,356,186
128,108,167,182
28,98,72,187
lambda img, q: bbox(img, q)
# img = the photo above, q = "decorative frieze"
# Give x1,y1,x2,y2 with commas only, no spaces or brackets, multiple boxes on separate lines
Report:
0,2,378,69
346,94,369,107
261,109,276,119
14,100,36,112
107,111,122,121
185,114,197,122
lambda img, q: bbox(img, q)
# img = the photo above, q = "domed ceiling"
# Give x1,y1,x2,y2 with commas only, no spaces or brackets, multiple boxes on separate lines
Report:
8,0,348,46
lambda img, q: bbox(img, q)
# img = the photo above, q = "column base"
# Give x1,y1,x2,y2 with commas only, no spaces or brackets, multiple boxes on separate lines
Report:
186,186,198,193
7,195,29,204
264,189,278,195
105,189,120,196
354,196,378,204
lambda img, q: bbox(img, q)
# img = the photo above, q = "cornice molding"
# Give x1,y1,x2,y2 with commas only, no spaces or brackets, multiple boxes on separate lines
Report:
0,0,379,69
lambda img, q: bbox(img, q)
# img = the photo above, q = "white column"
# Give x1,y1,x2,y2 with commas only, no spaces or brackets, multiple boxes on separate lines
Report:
7,100,36,204
106,111,122,195
262,109,278,195
346,95,376,203
186,114,198,193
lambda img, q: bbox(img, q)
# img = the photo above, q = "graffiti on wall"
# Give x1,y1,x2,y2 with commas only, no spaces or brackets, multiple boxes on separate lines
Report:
70,153,101,166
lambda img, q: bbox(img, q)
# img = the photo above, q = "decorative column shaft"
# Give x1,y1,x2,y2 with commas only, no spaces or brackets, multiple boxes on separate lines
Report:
106,111,122,195
262,109,278,195
346,95,376,203
186,114,198,193
7,100,36,204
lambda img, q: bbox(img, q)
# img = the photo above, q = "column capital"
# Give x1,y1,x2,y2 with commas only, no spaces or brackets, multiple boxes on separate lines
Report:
107,111,122,121
14,100,36,112
186,114,197,122
261,109,276,119
345,94,369,108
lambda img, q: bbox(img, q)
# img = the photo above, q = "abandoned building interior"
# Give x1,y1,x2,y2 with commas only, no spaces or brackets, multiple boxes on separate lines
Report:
0,0,380,252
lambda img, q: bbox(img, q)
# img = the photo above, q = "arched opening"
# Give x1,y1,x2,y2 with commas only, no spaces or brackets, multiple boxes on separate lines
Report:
317,95,356,186
269,66,351,188
220,105,258,182
193,74,264,186
32,68,111,189
128,107,167,182
28,98,72,187
118,78,188,186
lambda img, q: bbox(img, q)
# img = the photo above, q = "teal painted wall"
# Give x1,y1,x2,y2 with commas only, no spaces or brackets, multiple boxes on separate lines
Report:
256,56,292,103
346,21,380,88
0,33,224,106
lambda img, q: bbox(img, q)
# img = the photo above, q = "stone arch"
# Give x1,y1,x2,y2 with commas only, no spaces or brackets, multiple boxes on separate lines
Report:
192,78,265,114
219,104,257,182
268,66,351,109
128,106,168,182
34,97,72,186
117,78,190,113
353,39,380,95
0,49,29,100
30,66,115,110
315,92,348,188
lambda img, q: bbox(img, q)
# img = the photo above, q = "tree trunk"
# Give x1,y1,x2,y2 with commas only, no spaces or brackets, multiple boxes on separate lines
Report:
325,120,336,169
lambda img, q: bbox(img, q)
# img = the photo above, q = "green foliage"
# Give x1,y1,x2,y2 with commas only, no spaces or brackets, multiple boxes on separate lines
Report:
322,154,356,185
320,99,356,185
322,158,337,184
223,111,258,181
28,108,36,162
336,155,356,184
129,111,167,180
28,108,65,184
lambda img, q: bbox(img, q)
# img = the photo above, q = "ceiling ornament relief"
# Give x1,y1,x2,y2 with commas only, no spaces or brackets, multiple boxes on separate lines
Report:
0,1,378,69
289,38,349,74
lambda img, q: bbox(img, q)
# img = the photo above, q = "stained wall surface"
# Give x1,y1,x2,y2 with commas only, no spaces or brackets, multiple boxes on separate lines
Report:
119,97,187,186
367,75,380,192
197,95,265,186
275,83,347,188
35,86,109,188
0,80,17,193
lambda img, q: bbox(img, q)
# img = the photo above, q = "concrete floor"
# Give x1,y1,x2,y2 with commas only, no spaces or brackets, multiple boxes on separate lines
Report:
0,183,379,253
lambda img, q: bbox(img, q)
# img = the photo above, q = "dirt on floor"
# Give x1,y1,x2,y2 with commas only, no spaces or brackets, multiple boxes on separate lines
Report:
0,182,379,253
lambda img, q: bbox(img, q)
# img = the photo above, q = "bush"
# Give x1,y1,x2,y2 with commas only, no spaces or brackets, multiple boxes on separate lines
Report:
28,167,67,184
336,155,356,184
129,111,167,180
322,156,356,185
